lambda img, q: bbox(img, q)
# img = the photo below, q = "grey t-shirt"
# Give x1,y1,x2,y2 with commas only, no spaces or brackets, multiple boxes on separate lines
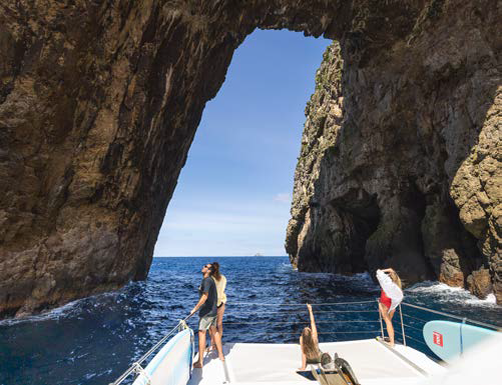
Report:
198,277,217,317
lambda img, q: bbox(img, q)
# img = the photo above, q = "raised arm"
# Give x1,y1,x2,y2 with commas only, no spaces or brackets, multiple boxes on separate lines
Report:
307,304,318,341
376,269,403,311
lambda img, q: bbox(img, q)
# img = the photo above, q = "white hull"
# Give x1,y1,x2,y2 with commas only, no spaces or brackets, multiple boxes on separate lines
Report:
132,328,193,385
110,302,500,385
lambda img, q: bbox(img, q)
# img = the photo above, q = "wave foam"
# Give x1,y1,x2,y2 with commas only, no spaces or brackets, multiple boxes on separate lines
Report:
406,281,499,308
0,289,121,326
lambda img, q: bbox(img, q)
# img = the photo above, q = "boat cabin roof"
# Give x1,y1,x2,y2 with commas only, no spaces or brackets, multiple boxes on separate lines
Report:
188,339,446,385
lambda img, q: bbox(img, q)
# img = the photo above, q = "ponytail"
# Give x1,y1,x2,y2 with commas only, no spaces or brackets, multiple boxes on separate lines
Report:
211,262,221,281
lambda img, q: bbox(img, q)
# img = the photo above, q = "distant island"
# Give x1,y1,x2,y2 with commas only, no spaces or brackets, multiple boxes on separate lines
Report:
254,253,263,257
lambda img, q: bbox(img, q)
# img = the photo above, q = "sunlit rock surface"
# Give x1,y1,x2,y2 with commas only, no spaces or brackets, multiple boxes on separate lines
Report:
0,0,500,317
286,2,501,302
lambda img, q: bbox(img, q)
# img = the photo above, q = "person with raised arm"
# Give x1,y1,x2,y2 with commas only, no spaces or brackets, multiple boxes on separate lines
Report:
298,303,332,371
376,268,404,347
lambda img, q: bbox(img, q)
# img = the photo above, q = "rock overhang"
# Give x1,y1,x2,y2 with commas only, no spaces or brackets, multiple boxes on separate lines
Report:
0,0,500,318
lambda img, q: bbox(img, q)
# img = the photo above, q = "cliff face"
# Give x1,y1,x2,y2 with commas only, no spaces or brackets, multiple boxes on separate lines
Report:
286,3,501,301
0,0,500,317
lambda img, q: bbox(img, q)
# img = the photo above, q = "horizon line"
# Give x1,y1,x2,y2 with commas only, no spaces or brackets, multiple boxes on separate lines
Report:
153,255,289,258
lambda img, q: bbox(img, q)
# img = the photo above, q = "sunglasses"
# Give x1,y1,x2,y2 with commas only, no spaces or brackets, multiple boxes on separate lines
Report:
203,264,211,269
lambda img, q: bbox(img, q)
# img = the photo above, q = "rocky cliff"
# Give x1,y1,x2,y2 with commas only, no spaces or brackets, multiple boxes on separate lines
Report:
286,4,501,301
0,0,500,317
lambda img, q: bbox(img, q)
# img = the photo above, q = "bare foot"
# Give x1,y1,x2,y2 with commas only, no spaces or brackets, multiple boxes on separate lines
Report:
219,355,225,361
193,362,203,368
205,345,216,353
297,367,306,371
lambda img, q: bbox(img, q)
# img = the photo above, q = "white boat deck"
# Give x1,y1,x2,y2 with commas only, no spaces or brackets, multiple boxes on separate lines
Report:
188,339,447,385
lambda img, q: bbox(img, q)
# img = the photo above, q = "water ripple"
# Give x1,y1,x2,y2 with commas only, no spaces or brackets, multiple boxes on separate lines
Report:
0,257,500,385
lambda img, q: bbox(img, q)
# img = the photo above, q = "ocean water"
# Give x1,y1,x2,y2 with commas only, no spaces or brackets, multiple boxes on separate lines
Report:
1,256,500,385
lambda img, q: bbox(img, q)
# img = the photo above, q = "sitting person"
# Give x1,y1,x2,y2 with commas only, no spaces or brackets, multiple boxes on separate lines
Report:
299,303,331,370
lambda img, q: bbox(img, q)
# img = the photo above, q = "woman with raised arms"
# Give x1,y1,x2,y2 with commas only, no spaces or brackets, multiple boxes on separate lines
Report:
376,268,404,347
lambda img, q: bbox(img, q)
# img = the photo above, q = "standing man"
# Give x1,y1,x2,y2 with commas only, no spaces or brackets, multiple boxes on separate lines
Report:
190,263,225,368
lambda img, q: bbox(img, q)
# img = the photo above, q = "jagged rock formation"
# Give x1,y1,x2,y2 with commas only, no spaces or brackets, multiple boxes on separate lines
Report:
286,4,501,301
0,0,500,317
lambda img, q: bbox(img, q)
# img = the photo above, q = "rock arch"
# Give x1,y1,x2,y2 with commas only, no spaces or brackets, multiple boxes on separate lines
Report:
0,0,499,316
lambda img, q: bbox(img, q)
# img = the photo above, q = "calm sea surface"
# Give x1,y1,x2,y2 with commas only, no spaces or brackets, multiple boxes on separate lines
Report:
1,256,501,384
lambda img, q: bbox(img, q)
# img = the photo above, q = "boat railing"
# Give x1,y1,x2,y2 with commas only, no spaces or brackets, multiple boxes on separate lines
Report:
395,302,501,352
401,302,501,330
222,300,383,340
220,300,500,356
109,300,501,384
109,314,193,385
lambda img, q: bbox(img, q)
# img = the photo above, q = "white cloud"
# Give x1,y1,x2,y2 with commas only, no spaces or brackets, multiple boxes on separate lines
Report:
273,193,291,203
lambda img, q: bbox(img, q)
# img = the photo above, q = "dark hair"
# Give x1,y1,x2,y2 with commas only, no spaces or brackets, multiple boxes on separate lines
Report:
211,262,221,281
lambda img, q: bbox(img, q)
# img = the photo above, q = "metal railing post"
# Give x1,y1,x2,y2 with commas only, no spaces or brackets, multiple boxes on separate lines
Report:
460,317,466,356
378,299,384,339
399,304,406,346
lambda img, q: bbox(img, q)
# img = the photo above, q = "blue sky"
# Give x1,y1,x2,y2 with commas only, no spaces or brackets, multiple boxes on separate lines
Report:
154,29,331,256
